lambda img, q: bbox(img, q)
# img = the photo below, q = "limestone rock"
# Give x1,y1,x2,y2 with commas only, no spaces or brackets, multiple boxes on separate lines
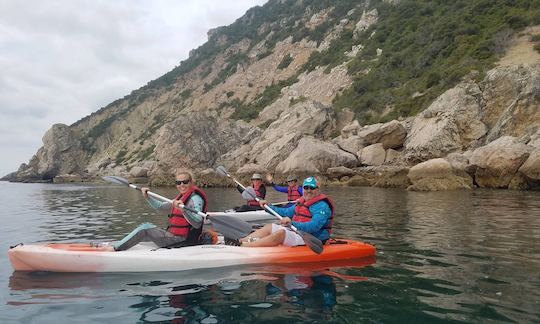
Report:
407,158,473,191
354,9,378,39
357,120,407,149
154,113,258,171
130,167,148,178
510,148,540,189
275,136,357,174
360,143,386,166
481,64,540,142
351,166,410,188
326,166,356,180
469,137,532,188
404,83,487,163
218,100,336,170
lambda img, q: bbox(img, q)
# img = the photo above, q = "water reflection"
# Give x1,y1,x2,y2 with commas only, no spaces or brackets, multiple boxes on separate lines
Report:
8,258,375,323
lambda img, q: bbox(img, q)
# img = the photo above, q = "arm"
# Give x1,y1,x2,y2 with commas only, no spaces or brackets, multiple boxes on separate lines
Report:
266,203,295,218
181,194,205,228
272,184,289,193
292,201,331,234
146,196,172,214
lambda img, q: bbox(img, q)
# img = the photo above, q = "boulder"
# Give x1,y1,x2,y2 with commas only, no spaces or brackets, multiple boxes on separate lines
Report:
404,83,487,163
351,166,410,188
326,166,356,180
509,148,540,189
469,136,532,188
357,120,407,149
275,136,357,174
333,135,365,155
129,166,148,178
407,158,473,191
359,143,386,166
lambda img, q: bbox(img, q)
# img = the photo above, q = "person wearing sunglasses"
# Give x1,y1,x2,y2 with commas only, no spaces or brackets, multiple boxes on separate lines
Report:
266,173,303,207
110,170,208,251
237,176,334,248
234,173,267,212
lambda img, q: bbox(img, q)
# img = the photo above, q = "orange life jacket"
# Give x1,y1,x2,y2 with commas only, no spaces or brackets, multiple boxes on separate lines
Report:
293,194,334,234
247,182,264,206
287,184,302,201
168,186,208,241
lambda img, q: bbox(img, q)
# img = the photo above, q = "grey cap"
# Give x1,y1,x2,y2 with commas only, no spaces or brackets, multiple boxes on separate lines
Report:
286,174,297,182
251,173,263,180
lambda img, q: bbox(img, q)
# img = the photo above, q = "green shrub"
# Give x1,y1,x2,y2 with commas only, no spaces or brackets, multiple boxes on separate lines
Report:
277,54,293,69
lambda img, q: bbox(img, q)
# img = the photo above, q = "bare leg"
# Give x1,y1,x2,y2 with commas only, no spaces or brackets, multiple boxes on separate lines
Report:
240,223,273,243
242,229,285,247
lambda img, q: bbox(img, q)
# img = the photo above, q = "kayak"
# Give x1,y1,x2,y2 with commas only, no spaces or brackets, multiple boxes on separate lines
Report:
8,239,376,273
206,209,276,223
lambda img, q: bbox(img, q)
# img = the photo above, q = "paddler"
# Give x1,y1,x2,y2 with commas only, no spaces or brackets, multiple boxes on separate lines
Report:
266,173,303,206
235,176,333,247
99,169,208,251
233,173,266,212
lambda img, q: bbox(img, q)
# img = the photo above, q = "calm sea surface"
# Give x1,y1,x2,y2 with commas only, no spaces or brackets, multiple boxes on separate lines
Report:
0,181,539,323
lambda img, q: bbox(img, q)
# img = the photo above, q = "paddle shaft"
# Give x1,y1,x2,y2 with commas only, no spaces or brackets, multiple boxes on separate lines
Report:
127,183,206,218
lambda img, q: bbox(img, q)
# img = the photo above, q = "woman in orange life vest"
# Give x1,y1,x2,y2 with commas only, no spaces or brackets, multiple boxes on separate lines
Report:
266,173,303,207
111,170,208,251
234,173,266,212
238,176,334,247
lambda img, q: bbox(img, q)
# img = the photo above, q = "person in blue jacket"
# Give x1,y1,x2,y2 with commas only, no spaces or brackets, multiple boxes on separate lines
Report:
266,174,303,207
238,176,334,247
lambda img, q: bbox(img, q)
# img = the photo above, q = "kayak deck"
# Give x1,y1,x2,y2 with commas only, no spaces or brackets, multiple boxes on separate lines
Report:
8,239,376,273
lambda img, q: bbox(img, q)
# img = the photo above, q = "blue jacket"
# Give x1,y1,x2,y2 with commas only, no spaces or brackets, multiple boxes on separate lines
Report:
268,201,331,241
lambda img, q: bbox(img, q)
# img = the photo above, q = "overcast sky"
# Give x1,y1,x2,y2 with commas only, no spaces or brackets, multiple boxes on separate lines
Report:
0,0,267,177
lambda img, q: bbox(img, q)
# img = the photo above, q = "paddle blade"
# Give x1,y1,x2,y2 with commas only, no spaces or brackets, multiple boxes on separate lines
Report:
244,186,257,200
241,186,256,200
298,231,324,254
207,215,252,240
215,166,229,177
102,175,130,186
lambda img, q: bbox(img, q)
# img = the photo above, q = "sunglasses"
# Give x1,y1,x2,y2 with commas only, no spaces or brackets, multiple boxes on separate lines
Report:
303,186,317,190
175,179,191,185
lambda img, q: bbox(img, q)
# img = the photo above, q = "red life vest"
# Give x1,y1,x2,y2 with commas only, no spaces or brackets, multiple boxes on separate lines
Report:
247,182,264,206
168,186,208,241
287,184,302,201
293,194,334,234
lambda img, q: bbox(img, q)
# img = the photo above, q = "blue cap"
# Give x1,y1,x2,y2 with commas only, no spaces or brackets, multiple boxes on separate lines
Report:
302,176,318,189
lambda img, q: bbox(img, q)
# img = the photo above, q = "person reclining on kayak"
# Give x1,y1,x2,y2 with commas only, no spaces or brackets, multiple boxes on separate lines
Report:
238,176,333,247
234,173,266,212
266,173,303,207
107,170,208,251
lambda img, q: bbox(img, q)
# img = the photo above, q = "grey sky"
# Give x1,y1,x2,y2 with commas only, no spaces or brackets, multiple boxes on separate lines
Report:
0,0,267,176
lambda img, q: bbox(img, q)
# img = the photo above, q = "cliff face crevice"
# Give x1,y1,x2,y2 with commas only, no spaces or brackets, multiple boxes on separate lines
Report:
6,1,540,190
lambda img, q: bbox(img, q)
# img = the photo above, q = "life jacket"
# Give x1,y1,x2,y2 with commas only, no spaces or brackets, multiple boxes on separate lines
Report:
287,184,302,201
168,186,208,243
247,182,264,206
293,194,334,234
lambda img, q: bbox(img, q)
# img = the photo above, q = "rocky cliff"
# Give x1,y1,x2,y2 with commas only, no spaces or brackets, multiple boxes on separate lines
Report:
5,0,540,190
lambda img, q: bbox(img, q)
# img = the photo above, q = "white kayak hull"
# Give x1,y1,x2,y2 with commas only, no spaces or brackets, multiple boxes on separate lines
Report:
8,240,376,273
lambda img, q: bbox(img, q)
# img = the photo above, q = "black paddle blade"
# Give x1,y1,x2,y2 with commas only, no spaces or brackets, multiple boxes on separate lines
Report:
207,215,252,240
215,166,229,177
102,175,130,186
298,231,324,254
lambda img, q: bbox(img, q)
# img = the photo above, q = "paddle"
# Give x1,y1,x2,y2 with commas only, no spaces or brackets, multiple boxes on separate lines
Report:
215,166,324,254
102,175,252,240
